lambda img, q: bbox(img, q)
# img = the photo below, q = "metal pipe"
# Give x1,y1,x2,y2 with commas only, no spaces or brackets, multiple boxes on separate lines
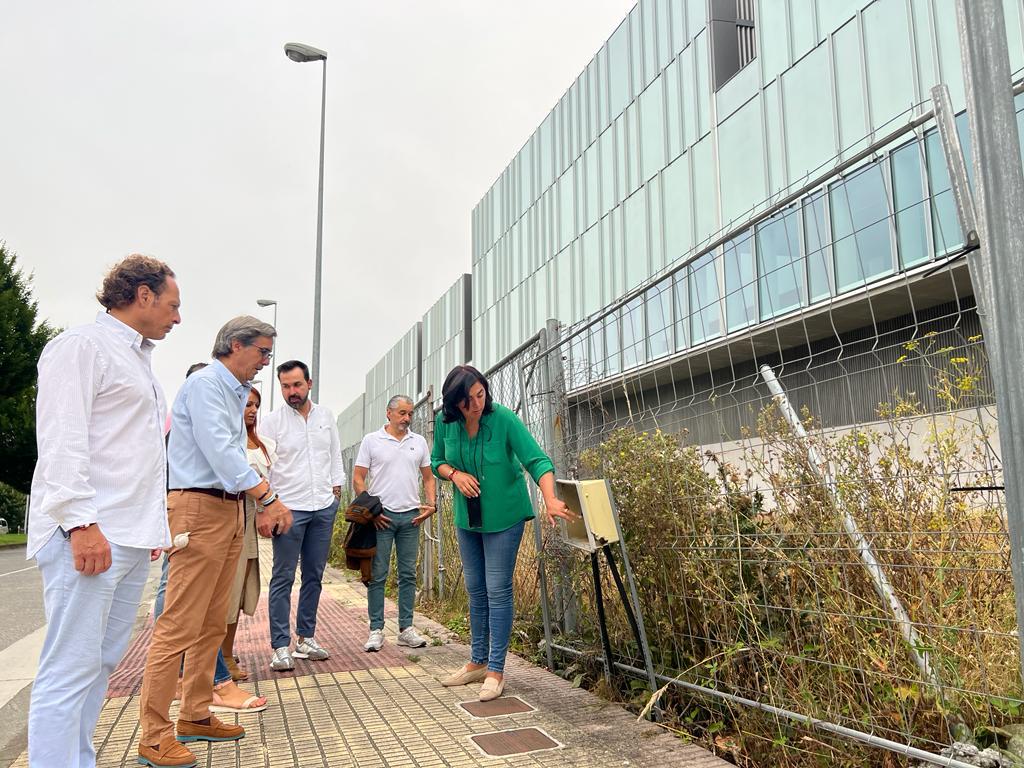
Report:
548,643,978,768
957,0,1024,685
759,364,940,689
311,57,327,401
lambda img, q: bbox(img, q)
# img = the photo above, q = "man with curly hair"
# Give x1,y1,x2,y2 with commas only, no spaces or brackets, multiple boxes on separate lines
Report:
27,254,180,768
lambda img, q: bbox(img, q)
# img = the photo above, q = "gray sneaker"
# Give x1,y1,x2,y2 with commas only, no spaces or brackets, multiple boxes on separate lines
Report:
397,626,428,648
364,629,384,652
270,646,294,671
294,636,329,661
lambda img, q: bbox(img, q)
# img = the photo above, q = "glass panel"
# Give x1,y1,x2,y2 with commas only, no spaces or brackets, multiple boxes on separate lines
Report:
863,0,915,127
718,95,767,225
694,30,711,137
830,162,894,291
804,192,832,302
581,225,602,316
673,271,688,350
539,113,554,192
924,128,964,255
665,59,682,160
623,188,648,289
689,251,721,344
608,19,631,120
639,77,666,182
663,154,692,264
600,127,615,216
558,165,575,250
589,322,605,381
646,281,672,360
622,296,645,370
681,45,697,147
649,176,665,273
630,7,643,99
756,207,804,319
642,0,658,88
656,0,671,71
556,247,572,319
724,232,757,330
834,18,868,158
891,140,930,267
783,45,835,182
605,313,621,375
789,0,816,58
625,102,640,195
692,138,715,245
584,142,599,231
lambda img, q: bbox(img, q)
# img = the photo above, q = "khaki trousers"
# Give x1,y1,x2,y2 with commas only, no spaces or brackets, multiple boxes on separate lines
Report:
139,490,243,745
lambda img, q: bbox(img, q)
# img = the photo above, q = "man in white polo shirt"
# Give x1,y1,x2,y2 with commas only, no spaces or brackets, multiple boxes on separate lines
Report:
353,395,436,652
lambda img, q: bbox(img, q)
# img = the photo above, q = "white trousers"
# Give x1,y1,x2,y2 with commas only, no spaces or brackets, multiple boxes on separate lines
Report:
28,531,149,768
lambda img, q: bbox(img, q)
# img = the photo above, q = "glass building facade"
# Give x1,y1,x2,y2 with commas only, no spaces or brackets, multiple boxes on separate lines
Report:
340,0,1024,450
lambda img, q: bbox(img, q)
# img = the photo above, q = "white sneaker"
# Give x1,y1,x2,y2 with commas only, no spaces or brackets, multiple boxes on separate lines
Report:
270,646,294,671
364,629,384,652
397,626,428,648
294,636,329,661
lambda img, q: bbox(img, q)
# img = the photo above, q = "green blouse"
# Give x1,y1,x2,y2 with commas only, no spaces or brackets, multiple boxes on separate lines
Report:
431,403,555,533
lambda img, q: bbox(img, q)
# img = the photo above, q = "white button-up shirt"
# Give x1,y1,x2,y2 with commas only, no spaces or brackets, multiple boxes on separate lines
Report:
354,426,430,512
28,312,171,558
260,402,345,510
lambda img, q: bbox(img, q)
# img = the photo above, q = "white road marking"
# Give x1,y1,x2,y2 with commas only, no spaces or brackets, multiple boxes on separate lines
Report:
0,565,37,579
0,624,47,709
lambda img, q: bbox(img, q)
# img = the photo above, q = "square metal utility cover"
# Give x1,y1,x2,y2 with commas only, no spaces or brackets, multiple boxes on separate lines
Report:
458,696,536,719
468,727,562,757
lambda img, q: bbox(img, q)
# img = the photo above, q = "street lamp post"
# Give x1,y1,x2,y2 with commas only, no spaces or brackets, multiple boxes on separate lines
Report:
284,41,328,403
256,298,278,411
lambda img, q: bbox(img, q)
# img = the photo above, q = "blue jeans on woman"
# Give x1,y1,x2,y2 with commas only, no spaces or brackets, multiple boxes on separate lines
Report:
153,553,232,686
456,520,526,674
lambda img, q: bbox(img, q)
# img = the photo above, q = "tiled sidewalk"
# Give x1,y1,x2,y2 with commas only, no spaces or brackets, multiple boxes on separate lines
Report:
10,542,726,767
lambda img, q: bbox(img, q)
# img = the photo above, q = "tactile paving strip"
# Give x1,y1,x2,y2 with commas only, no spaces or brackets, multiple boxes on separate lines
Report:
468,726,563,757
107,593,409,697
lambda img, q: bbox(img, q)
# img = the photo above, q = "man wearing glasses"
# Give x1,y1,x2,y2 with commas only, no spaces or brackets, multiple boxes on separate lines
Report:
260,360,345,671
138,316,292,768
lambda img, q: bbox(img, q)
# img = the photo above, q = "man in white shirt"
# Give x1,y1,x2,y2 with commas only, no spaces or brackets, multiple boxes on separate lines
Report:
260,360,345,670
27,255,180,768
353,395,436,652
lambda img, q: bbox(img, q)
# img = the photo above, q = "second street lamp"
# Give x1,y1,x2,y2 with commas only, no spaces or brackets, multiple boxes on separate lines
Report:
284,41,328,403
257,298,278,411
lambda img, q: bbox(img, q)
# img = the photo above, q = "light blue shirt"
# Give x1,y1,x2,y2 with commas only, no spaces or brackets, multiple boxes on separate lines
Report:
167,359,260,493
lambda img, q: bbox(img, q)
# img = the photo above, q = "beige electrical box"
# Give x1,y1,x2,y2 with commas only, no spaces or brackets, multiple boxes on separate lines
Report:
556,479,620,552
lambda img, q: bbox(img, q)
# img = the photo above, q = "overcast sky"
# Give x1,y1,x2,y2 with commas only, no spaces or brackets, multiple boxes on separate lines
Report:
1,1,635,417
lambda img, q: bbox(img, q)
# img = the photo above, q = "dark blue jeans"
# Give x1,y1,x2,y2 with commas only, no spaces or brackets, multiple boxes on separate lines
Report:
153,553,231,685
268,502,338,649
456,520,526,674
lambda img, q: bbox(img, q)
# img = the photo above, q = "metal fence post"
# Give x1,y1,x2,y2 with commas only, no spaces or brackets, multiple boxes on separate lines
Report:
538,320,578,635
956,0,1024,684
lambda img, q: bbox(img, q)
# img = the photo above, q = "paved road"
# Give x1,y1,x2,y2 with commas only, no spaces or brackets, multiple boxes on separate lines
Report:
0,547,44,653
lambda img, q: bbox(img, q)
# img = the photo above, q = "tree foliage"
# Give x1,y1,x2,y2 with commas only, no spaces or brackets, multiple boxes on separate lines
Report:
0,243,57,492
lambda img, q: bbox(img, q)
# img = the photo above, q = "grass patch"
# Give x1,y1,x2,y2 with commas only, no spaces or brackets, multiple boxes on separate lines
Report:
0,533,26,546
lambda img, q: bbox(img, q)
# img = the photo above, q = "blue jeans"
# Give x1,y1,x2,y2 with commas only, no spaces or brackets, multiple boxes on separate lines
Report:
456,520,526,674
367,508,420,631
30,532,149,768
269,502,338,649
153,553,231,685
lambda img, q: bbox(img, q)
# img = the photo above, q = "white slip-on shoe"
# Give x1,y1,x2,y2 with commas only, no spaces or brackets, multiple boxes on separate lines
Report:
269,647,294,671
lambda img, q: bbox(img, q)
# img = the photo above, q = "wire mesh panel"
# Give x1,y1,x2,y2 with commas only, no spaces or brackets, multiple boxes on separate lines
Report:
521,123,1020,765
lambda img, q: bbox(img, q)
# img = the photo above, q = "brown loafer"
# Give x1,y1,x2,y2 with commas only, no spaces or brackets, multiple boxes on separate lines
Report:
138,737,197,767
175,716,245,743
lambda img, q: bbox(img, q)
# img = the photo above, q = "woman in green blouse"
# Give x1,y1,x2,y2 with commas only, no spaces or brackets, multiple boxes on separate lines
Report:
431,365,574,702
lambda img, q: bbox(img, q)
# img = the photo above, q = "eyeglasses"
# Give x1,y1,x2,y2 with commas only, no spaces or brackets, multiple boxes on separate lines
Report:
252,345,274,360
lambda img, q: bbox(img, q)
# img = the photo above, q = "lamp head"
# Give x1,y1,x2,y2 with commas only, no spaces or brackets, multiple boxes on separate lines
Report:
257,299,277,307
284,42,327,63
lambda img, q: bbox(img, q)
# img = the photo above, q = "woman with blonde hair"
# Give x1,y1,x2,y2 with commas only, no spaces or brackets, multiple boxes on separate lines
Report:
220,387,276,681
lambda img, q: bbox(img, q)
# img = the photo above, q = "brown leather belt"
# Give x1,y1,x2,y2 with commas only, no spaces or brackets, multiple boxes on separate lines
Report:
172,487,244,502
